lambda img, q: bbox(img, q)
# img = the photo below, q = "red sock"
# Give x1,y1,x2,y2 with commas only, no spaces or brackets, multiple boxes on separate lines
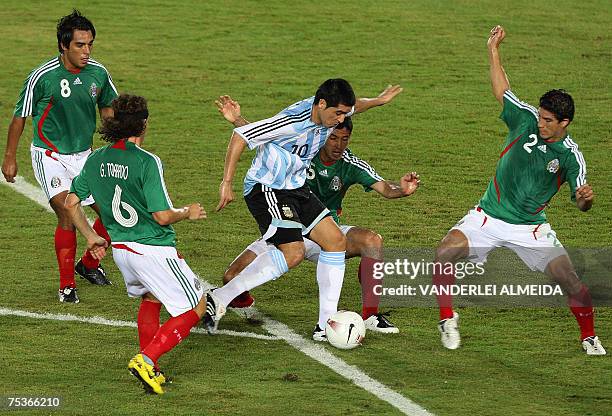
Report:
55,226,77,289
142,310,200,364
568,285,595,340
433,264,455,320
359,257,382,319
137,300,162,351
81,218,111,269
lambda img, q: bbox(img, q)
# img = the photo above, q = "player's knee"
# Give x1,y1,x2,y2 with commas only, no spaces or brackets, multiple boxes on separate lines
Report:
436,230,468,263
362,231,383,250
324,230,346,252
282,245,305,269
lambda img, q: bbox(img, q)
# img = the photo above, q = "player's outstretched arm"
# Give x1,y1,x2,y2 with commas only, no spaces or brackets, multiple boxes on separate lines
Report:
2,116,26,183
65,193,108,260
488,25,510,104
354,84,403,114
216,132,247,211
575,184,594,212
215,95,250,127
153,203,207,225
371,172,420,199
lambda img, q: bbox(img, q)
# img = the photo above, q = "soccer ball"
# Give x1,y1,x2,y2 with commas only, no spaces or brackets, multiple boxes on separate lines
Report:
325,310,366,350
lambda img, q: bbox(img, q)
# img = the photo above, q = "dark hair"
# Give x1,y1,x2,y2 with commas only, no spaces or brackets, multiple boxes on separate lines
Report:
314,78,356,108
99,94,149,142
334,116,353,133
539,89,574,122
56,9,96,53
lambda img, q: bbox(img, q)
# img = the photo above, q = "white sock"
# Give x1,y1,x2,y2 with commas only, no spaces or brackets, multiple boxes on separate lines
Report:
214,249,288,307
316,251,346,329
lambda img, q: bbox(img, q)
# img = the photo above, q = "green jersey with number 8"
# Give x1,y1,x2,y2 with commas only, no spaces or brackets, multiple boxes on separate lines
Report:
70,140,176,246
478,90,587,225
14,56,118,154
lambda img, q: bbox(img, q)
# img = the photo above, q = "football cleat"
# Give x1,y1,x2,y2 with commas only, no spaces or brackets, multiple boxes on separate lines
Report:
75,259,112,286
228,291,255,309
364,313,400,334
128,354,164,395
582,336,607,355
58,286,79,303
438,312,460,350
312,324,327,342
154,369,172,385
203,289,226,334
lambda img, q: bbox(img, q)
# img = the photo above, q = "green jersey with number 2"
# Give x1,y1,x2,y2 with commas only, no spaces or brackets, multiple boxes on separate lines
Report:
478,90,587,225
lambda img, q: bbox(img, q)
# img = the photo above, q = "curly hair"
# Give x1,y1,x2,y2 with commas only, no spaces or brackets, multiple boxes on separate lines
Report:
57,9,96,53
539,89,575,122
99,94,149,142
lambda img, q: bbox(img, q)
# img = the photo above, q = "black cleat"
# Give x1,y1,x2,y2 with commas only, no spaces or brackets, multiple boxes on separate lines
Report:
75,259,112,285
58,286,79,303
203,290,226,334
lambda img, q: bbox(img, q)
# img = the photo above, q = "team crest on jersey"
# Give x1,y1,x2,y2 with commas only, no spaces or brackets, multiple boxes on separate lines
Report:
547,158,560,173
330,176,342,192
89,82,98,98
193,278,201,292
281,205,294,219
50,177,61,188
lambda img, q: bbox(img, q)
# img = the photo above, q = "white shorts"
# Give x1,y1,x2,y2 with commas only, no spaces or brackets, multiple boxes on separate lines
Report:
245,224,355,263
30,144,95,205
112,242,204,317
452,207,567,272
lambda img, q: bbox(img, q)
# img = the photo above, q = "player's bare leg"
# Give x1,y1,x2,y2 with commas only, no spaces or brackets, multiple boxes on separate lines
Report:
434,229,469,349
49,191,79,302
545,255,606,355
308,217,347,339
345,227,399,333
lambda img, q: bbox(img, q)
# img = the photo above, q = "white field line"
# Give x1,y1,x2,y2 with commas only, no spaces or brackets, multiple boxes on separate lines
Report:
2,175,434,416
0,307,280,341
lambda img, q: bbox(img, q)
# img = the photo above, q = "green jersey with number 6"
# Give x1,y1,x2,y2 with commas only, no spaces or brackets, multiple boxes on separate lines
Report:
14,56,118,154
307,149,383,223
70,140,176,246
478,90,587,225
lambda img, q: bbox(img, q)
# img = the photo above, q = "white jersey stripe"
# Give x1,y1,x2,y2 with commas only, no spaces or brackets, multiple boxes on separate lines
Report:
22,60,60,117
342,151,383,181
504,90,539,120
135,147,173,207
87,59,118,95
563,137,587,187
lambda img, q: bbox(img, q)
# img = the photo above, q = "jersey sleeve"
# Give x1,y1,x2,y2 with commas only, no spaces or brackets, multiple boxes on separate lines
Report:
142,156,174,212
97,68,118,109
563,140,587,201
343,151,383,191
500,90,539,131
70,163,92,201
234,108,309,150
13,71,43,118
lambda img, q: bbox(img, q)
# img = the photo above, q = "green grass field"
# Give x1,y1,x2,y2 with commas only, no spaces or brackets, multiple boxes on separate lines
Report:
1,1,610,415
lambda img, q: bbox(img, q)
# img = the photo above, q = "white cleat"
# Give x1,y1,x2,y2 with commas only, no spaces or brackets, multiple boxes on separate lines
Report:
582,336,606,355
438,312,460,350
364,313,399,334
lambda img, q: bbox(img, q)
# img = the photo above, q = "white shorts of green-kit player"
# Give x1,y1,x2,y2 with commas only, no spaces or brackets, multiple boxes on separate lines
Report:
245,224,355,263
452,206,567,273
30,144,95,205
112,242,204,317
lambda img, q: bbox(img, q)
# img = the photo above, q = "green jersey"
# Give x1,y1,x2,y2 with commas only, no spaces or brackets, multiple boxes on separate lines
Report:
71,140,177,246
479,90,587,225
14,56,118,154
307,149,383,223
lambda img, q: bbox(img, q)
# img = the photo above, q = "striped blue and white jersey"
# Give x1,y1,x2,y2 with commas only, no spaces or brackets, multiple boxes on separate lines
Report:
234,97,349,195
